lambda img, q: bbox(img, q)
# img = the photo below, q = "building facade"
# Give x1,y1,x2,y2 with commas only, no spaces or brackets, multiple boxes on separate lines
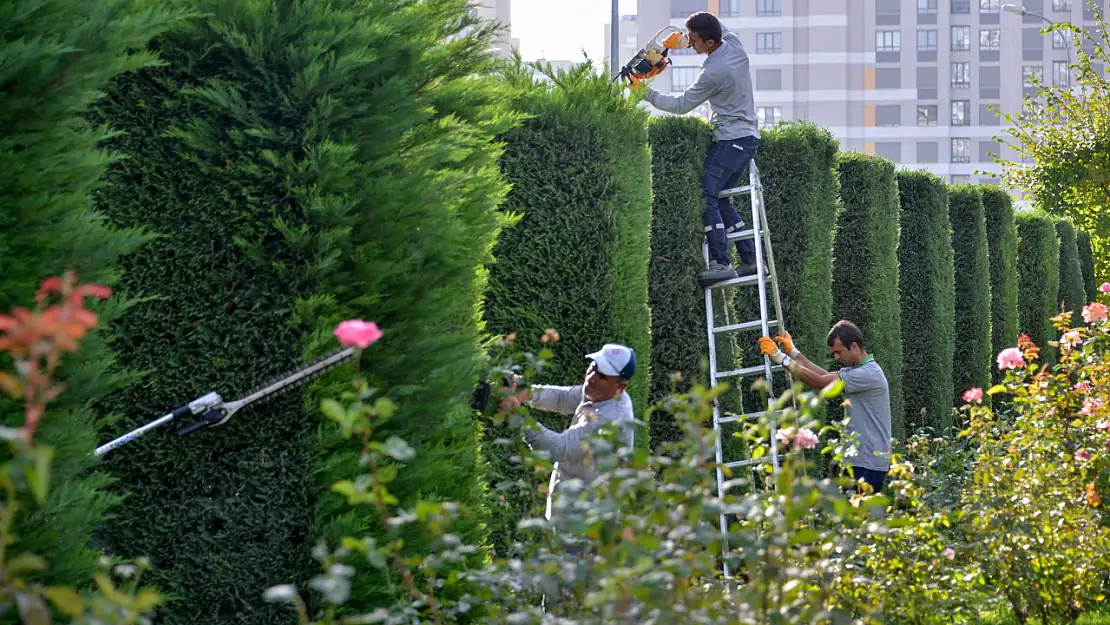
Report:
473,0,518,58
635,0,1100,193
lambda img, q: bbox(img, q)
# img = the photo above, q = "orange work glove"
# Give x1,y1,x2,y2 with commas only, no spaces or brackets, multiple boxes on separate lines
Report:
758,336,788,365
775,332,800,359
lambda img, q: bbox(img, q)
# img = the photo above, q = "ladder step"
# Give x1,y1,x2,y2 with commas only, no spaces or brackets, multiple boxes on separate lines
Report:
717,185,753,198
724,455,778,469
726,228,756,241
713,319,778,334
718,410,766,424
707,273,760,290
715,363,783,379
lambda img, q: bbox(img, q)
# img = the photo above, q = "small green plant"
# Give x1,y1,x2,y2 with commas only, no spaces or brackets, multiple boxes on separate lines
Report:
0,271,161,624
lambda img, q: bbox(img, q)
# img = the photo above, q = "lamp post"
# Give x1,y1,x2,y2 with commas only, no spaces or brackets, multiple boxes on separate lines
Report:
1002,3,1074,71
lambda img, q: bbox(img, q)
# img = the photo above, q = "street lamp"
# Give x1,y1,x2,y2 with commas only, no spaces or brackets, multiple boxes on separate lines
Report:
1002,3,1074,70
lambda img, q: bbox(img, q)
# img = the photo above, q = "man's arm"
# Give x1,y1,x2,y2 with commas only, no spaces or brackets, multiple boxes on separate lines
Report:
525,384,582,415
759,336,839,390
523,409,632,464
645,68,719,115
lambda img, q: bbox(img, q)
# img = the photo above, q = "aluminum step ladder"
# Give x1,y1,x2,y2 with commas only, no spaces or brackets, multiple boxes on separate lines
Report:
700,158,792,580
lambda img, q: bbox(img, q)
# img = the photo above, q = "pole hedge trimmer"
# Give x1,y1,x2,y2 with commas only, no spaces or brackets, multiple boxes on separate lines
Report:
614,26,689,88
94,346,357,457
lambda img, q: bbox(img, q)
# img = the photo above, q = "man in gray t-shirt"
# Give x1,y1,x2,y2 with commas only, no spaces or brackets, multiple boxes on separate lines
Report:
759,320,892,492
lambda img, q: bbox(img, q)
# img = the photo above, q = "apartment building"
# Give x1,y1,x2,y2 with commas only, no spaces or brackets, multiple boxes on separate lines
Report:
473,0,519,58
635,0,1100,191
606,14,643,74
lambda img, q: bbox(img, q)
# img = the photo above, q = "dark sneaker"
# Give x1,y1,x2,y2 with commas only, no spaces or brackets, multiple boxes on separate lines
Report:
735,261,767,277
699,261,739,287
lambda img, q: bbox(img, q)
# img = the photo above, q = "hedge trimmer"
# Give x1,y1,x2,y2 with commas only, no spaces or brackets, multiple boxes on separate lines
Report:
614,26,689,88
94,346,357,457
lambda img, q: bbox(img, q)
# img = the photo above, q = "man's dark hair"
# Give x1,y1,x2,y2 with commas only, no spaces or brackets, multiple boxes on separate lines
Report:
827,320,866,351
685,11,723,45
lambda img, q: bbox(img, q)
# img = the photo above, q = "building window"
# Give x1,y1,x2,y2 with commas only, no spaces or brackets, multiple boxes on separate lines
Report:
876,30,902,52
720,0,740,16
980,28,1001,50
756,32,782,53
1023,65,1044,86
672,67,698,91
951,138,971,163
952,0,971,13
918,104,939,125
1053,30,1068,48
756,0,781,16
1053,0,1072,10
952,25,971,50
1053,60,1071,86
980,0,1000,12
919,0,939,12
951,61,971,87
951,174,972,184
918,29,938,50
757,106,783,126
951,99,971,125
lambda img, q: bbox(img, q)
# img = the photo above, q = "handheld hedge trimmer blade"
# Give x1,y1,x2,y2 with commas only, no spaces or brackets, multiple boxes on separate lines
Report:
94,347,356,457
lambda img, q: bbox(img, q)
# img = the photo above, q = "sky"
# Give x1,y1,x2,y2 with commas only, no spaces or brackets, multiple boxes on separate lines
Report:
511,0,639,62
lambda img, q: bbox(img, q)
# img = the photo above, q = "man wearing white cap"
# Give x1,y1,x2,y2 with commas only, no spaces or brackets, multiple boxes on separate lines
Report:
508,343,637,522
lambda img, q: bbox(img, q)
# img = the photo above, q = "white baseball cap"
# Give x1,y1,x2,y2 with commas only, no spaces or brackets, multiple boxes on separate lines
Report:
586,343,636,380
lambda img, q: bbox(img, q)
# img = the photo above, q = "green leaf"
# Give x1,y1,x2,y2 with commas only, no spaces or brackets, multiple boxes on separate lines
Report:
987,384,1008,396
320,398,348,424
820,378,844,399
45,586,84,619
26,445,53,504
9,553,48,574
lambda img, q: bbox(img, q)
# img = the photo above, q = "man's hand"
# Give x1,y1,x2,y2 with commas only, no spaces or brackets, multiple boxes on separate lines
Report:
758,336,788,365
775,332,800,359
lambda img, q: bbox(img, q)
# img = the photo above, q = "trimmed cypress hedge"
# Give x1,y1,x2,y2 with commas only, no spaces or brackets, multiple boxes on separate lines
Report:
948,185,992,407
896,171,956,435
480,59,652,553
981,186,1020,385
0,0,182,589
1078,229,1098,300
1055,218,1087,317
830,152,904,439
89,1,514,621
483,60,652,425
1015,213,1061,359
1078,229,1098,302
645,115,717,445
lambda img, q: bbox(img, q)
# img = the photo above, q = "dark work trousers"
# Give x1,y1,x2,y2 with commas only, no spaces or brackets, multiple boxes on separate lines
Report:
701,135,760,267
845,466,887,493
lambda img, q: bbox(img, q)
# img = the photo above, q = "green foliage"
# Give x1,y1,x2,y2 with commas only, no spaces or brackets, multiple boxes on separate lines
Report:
1078,229,1099,302
484,59,652,418
0,0,186,591
644,115,733,445
830,152,904,439
948,185,992,408
87,0,516,621
896,170,956,435
998,15,1110,280
1015,213,1061,358
981,186,1020,386
1055,218,1087,318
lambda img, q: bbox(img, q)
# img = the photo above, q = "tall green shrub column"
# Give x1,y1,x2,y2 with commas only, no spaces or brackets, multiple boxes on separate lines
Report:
645,115,717,446
484,61,652,422
981,186,1019,385
896,171,955,435
1016,213,1061,358
830,152,904,439
89,1,515,621
1078,229,1098,301
948,185,992,406
1055,218,1087,316
0,0,184,589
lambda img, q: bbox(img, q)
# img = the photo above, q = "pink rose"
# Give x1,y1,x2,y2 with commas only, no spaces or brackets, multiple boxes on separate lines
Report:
1076,381,1091,392
943,547,955,560
794,428,819,450
1083,302,1108,324
1081,397,1105,417
962,387,983,404
334,320,383,349
1095,419,1110,432
1076,449,1092,461
1061,330,1083,349
996,347,1025,370
1100,282,1110,293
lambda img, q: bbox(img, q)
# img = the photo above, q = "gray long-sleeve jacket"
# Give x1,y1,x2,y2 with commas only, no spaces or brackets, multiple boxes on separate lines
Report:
523,384,635,520
645,24,759,141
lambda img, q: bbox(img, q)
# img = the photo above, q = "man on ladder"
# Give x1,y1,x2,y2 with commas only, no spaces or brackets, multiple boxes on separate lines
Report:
640,11,762,286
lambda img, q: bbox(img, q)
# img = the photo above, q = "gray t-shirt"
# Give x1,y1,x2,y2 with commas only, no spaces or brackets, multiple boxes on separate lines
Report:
644,24,759,141
837,357,893,472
